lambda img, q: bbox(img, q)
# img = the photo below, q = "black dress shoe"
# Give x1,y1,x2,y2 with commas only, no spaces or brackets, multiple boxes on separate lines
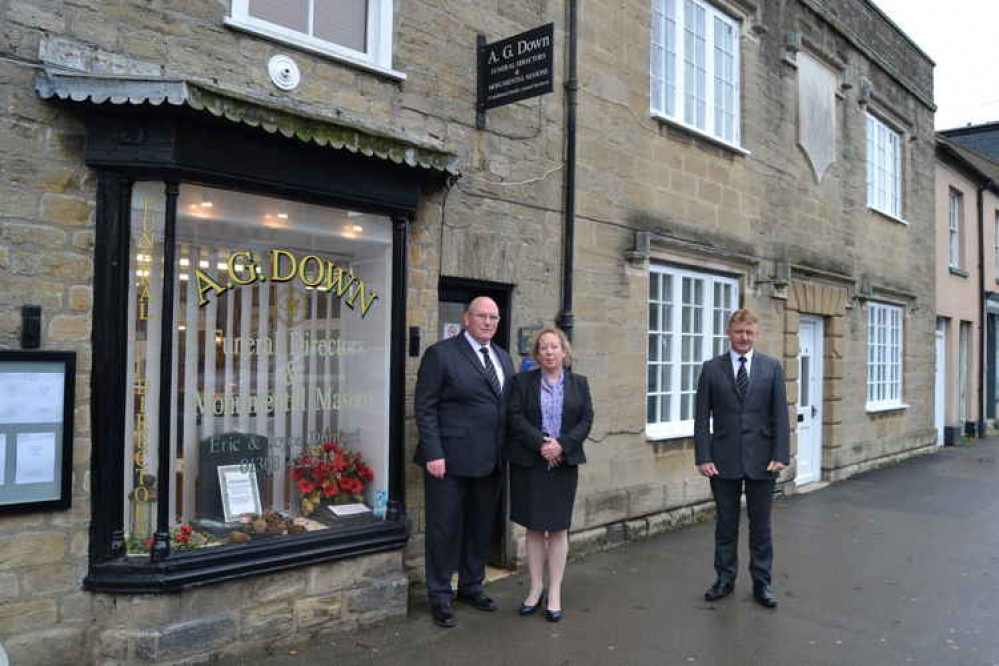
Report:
753,585,778,608
544,609,563,622
431,602,457,628
456,591,498,612
704,581,734,601
519,590,544,616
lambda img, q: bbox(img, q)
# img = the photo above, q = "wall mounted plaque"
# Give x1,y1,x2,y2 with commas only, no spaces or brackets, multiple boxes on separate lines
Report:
0,351,75,513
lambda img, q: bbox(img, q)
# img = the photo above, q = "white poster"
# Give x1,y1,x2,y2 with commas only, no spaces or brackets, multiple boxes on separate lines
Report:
0,433,6,485
15,432,57,485
218,465,261,521
0,372,64,425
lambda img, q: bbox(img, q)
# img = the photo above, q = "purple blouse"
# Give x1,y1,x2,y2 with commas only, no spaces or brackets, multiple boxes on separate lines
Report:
539,371,565,439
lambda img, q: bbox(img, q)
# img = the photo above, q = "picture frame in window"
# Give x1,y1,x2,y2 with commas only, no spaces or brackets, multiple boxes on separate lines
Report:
0,350,75,514
217,464,263,523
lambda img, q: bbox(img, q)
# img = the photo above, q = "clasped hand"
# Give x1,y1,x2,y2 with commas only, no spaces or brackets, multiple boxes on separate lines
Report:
541,437,563,467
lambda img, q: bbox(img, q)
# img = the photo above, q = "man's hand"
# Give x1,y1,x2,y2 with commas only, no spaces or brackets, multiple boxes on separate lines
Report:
541,437,563,464
766,461,786,473
426,458,446,479
697,462,719,477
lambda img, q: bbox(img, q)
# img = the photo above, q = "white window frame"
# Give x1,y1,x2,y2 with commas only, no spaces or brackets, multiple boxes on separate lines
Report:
650,0,742,149
948,187,963,270
647,264,739,439
866,112,903,220
226,0,402,79
993,210,998,276
866,301,904,411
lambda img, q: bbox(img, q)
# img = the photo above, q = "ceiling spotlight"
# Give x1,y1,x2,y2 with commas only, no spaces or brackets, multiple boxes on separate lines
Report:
200,194,214,209
276,212,289,219
350,224,363,233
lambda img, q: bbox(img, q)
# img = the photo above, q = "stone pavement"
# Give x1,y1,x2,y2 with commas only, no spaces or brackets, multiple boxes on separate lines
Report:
226,439,999,666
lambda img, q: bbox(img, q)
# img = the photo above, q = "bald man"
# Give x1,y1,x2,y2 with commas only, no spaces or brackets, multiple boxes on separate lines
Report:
414,297,515,628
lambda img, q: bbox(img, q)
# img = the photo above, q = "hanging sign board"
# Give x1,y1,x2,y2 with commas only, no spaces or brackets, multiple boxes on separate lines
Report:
477,23,555,121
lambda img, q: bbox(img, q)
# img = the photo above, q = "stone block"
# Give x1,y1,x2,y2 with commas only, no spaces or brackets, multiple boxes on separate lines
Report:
0,278,63,309
241,602,293,640
584,489,628,525
58,592,93,623
0,532,65,571
249,569,307,604
294,593,344,629
343,575,407,618
0,598,58,636
0,572,19,601
40,193,93,227
4,627,87,666
1,222,67,248
784,309,799,333
624,518,649,540
68,285,92,311
134,613,237,662
8,1,66,32
627,483,664,515
72,230,95,250
20,564,83,596
48,314,90,342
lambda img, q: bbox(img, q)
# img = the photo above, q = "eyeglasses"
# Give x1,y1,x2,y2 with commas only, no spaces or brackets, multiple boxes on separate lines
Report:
471,313,501,322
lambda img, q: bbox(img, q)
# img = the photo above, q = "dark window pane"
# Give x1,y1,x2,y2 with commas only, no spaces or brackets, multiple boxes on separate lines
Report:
315,0,368,52
249,0,309,33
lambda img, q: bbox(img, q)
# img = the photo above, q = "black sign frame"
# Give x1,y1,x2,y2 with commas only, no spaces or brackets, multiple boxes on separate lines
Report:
477,23,555,127
0,350,76,514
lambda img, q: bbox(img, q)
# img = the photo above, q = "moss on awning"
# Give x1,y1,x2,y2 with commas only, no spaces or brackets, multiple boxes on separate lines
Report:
35,69,460,176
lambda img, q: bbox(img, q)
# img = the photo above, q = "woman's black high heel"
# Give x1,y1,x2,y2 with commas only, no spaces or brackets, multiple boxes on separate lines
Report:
519,590,545,616
544,608,563,622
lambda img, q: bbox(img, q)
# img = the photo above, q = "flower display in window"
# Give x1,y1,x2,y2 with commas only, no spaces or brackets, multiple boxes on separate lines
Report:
291,440,374,515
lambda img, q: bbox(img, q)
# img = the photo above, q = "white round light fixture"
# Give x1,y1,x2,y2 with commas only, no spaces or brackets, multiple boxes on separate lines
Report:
268,55,301,91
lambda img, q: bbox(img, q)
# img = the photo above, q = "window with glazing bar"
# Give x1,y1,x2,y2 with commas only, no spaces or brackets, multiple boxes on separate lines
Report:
650,0,741,145
647,265,739,438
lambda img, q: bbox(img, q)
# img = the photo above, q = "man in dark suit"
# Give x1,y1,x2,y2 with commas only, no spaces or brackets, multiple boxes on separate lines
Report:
694,308,790,609
414,296,514,628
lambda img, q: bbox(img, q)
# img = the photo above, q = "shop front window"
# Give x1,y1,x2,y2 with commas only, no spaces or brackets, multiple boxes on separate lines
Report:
124,183,391,554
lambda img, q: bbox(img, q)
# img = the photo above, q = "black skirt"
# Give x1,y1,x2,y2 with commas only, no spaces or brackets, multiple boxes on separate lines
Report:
509,462,579,531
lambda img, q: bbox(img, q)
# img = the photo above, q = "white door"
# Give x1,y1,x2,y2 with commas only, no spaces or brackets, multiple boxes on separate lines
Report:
935,320,946,446
796,316,824,486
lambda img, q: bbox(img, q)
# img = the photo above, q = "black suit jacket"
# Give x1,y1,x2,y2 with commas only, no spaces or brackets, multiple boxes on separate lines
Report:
413,333,515,477
693,351,790,480
505,369,594,468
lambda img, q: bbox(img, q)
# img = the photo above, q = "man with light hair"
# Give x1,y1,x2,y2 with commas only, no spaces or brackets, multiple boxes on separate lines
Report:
694,308,790,608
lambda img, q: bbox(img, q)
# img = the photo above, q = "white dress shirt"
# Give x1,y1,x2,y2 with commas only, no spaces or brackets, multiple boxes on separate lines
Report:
729,348,755,380
464,331,505,389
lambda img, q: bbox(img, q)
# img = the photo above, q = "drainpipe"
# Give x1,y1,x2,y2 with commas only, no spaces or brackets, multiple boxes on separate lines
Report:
556,0,578,342
978,181,994,437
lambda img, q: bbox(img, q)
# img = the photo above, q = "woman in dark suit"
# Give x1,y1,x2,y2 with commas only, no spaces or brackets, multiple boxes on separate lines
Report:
506,328,594,622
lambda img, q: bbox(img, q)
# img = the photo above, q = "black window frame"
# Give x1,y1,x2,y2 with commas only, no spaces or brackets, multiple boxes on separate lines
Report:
80,107,432,593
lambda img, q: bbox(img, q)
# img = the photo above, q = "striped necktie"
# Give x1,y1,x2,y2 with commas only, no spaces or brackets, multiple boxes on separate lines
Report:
736,356,748,401
479,346,501,394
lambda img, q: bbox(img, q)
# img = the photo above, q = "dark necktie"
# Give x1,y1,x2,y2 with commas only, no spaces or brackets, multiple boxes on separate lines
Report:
736,356,748,401
479,346,501,394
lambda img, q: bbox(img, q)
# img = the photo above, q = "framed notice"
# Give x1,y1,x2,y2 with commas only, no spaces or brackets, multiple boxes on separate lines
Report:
217,464,262,522
0,351,75,513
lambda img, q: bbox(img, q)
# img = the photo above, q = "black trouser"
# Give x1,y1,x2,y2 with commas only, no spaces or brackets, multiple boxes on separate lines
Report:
710,476,775,588
423,469,500,606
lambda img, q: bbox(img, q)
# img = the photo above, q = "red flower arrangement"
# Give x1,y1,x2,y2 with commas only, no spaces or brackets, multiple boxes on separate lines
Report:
291,440,374,515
